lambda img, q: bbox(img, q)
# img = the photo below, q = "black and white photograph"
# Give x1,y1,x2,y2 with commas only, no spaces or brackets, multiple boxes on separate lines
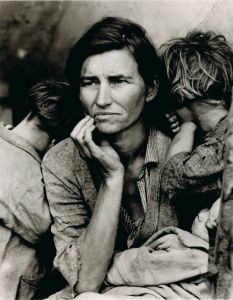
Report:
0,1,232,299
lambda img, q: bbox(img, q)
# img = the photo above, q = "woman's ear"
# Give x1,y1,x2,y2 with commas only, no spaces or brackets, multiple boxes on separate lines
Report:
145,80,159,103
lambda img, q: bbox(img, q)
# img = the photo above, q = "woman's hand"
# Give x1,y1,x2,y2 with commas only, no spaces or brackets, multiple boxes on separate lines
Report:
70,116,124,178
150,234,186,251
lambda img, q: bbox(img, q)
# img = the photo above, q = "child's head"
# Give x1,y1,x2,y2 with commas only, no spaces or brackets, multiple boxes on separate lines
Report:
27,79,78,141
161,31,233,111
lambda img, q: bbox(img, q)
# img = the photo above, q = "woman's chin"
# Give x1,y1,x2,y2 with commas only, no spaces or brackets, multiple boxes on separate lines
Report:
96,123,121,135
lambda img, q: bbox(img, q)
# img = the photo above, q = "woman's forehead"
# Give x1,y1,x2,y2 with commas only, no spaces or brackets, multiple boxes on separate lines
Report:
80,48,140,78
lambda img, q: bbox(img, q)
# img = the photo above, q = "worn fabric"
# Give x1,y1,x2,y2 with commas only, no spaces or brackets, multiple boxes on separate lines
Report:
47,281,212,300
105,227,209,287
45,227,211,299
0,125,52,300
42,128,173,293
102,281,212,299
100,227,210,299
161,116,228,229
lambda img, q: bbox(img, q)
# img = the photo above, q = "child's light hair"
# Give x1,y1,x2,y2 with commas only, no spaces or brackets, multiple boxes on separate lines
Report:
161,31,233,108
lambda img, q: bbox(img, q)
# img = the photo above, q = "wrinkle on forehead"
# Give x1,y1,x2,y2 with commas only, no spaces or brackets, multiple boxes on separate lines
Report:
81,48,141,79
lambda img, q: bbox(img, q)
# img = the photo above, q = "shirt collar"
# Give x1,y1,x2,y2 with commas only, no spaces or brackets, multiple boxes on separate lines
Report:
0,124,41,163
144,127,159,165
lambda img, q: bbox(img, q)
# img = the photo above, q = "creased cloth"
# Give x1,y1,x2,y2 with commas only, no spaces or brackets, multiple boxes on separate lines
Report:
106,227,209,287
45,227,211,299
103,281,212,299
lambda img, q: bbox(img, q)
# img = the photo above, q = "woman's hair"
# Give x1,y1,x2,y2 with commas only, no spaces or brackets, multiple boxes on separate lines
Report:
28,80,78,140
161,31,233,109
65,16,164,123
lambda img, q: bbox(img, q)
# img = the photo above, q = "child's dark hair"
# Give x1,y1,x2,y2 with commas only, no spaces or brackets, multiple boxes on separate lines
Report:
28,80,78,140
161,31,233,109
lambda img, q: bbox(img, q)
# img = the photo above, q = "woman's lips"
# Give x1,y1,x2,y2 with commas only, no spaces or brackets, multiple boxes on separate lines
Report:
94,112,119,116
94,112,119,120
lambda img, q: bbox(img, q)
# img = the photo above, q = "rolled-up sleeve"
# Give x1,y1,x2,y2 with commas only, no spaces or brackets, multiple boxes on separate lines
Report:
161,138,224,199
42,147,90,291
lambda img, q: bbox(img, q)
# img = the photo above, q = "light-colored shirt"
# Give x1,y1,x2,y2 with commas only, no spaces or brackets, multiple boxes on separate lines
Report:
0,125,51,300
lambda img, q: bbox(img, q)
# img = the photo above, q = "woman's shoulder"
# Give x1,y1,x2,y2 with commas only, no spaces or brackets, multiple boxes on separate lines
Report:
42,137,84,170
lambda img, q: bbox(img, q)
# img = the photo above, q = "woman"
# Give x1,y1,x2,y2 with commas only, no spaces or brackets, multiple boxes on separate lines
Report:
42,17,210,299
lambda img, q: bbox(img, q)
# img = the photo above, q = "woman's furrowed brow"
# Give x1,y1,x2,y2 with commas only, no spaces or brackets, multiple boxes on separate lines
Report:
81,76,98,81
108,75,133,80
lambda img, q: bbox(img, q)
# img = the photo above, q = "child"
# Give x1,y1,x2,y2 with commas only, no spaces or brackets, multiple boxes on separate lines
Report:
0,79,78,299
160,31,233,235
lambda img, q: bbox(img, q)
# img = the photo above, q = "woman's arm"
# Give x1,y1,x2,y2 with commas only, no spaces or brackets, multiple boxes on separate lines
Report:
43,116,125,295
70,117,126,293
43,147,124,295
78,174,124,293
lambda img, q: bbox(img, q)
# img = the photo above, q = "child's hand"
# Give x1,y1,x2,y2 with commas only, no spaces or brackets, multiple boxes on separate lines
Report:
191,208,209,242
165,112,181,134
206,198,221,229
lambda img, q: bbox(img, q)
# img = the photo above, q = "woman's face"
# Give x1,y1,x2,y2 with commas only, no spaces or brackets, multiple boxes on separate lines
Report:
79,48,155,135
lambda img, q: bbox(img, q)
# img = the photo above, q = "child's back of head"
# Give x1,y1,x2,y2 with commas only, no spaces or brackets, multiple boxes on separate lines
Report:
161,31,233,111
27,79,78,141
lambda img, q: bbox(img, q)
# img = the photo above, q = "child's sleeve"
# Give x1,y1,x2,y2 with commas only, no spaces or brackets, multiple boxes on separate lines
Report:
161,137,224,199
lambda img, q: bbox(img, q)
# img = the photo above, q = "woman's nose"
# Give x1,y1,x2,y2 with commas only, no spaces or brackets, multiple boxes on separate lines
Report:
95,83,112,107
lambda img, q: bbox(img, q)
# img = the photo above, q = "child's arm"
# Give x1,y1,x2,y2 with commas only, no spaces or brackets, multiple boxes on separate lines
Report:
165,121,197,163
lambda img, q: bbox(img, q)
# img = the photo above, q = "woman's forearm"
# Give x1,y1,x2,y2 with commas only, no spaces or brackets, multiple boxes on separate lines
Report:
165,122,197,163
76,173,124,293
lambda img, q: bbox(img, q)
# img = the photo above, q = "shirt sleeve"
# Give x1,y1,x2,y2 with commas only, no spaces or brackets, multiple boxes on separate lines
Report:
161,138,224,200
42,147,91,293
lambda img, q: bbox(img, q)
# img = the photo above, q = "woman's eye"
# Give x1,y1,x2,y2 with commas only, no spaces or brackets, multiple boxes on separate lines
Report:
81,81,99,87
112,79,128,85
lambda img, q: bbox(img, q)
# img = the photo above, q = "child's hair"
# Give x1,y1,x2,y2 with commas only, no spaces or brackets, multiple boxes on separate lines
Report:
161,31,233,109
27,79,78,140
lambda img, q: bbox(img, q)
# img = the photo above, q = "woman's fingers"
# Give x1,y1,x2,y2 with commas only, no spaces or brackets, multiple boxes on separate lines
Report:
70,116,95,158
70,115,91,138
70,116,123,175
85,137,123,176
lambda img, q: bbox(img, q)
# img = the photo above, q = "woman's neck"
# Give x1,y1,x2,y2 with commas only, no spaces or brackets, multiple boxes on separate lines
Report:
107,119,147,161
